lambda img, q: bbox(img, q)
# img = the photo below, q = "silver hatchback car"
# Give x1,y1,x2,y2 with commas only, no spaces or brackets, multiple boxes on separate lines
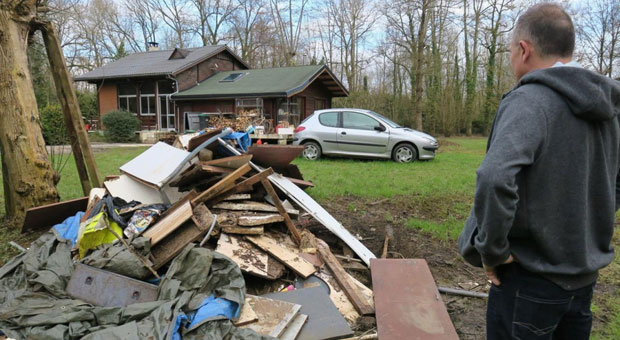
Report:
293,108,438,162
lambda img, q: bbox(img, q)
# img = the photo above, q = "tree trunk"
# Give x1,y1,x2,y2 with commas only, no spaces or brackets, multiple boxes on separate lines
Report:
0,1,59,224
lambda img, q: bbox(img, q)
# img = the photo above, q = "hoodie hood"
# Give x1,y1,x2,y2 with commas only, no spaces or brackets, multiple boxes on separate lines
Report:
518,67,620,121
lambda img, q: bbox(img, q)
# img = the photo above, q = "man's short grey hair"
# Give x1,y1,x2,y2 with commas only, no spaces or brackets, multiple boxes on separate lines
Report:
513,3,575,58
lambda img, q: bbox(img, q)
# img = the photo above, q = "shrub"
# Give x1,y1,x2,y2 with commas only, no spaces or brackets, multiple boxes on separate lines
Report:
40,105,68,145
102,110,140,142
76,91,98,121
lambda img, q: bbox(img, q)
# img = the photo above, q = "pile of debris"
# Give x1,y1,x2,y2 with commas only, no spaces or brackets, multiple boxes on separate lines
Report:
3,127,461,340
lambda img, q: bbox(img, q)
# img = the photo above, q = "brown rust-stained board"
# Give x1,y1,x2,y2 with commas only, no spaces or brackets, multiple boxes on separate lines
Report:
216,233,285,280
22,196,88,233
246,235,316,278
371,259,459,340
143,200,193,246
241,295,301,338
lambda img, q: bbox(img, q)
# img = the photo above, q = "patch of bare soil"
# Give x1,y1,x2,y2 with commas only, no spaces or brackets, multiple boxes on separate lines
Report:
308,195,488,340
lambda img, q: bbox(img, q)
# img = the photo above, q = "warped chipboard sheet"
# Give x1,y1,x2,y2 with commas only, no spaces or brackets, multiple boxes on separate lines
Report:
119,142,189,188
104,174,184,205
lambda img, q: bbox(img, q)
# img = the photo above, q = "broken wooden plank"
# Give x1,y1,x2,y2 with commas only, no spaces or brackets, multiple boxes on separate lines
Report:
169,163,203,187
151,220,209,270
316,239,374,315
209,168,274,203
264,287,352,340
260,178,301,244
371,259,459,340
216,233,285,280
246,235,316,278
222,226,264,235
202,154,253,169
22,196,88,233
279,314,308,340
187,128,224,151
200,165,235,175
238,214,284,226
191,163,251,204
223,194,252,201
143,200,193,246
241,295,301,338
234,297,259,327
212,201,299,215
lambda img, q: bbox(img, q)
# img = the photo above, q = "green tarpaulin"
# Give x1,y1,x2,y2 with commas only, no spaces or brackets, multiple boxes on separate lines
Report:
0,230,274,340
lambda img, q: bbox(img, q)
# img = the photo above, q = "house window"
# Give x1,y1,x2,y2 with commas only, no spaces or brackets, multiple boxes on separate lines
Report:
139,82,156,116
220,73,246,82
118,83,137,114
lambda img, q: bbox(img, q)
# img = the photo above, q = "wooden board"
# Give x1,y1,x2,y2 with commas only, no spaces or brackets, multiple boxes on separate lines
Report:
209,168,274,203
246,236,316,278
222,226,264,235
192,163,251,204
216,233,285,280
264,287,353,340
223,194,252,201
279,314,308,340
213,201,299,215
202,154,253,169
317,239,374,315
260,178,301,244
143,200,193,246
234,297,259,326
187,128,224,151
314,271,374,325
238,214,284,226
151,220,205,269
22,196,88,233
371,259,459,340
241,295,302,338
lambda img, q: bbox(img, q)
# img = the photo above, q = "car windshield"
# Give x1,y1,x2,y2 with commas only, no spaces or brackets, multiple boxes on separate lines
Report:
367,111,401,128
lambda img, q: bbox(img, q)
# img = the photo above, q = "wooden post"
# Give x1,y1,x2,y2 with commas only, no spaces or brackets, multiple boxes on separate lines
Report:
260,178,302,245
40,21,102,193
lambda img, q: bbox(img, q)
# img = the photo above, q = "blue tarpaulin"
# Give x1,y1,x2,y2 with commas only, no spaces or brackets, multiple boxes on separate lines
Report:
52,212,84,246
172,295,240,339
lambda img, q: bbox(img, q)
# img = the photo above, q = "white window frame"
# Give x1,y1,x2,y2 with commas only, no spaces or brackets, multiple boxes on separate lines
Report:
140,94,156,116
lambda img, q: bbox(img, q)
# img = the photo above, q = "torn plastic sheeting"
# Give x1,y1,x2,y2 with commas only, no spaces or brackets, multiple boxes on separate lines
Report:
52,211,84,246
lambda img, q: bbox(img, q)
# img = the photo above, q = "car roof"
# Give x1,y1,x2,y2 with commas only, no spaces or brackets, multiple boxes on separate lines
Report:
314,108,372,114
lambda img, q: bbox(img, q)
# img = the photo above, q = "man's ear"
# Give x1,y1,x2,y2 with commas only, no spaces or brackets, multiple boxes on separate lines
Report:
519,40,531,63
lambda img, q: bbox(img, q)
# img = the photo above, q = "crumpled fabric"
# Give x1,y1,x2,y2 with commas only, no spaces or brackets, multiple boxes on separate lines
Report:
0,230,275,340
52,212,84,247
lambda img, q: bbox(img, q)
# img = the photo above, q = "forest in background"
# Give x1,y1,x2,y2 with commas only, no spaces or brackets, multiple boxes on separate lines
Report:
32,0,620,136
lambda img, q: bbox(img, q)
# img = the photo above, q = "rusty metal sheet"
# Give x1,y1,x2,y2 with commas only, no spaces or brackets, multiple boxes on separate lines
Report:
67,263,158,307
370,259,459,340
248,145,305,168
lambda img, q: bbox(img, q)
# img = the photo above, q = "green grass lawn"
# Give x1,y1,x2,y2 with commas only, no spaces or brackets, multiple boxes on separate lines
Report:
0,138,618,339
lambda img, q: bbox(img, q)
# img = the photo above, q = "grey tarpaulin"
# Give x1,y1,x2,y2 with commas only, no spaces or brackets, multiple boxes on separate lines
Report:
0,230,275,340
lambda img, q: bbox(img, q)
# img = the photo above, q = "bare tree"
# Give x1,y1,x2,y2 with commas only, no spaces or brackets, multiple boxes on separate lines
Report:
149,0,192,48
578,0,620,77
231,0,266,65
125,0,161,51
190,0,238,46
269,0,309,66
325,0,374,91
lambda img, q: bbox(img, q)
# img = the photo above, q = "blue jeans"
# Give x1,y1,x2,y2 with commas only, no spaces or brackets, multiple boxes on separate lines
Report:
487,263,594,340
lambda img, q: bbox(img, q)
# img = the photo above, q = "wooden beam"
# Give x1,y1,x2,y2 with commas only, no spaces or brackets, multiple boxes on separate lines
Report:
143,200,193,246
246,235,316,278
222,226,264,235
210,168,274,203
317,239,374,315
41,21,101,191
191,163,251,204
260,178,301,244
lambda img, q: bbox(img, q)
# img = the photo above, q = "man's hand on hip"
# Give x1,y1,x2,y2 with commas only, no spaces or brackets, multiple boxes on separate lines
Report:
484,255,515,286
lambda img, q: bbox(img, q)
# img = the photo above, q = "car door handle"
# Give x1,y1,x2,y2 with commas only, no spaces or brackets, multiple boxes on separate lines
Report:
341,131,346,135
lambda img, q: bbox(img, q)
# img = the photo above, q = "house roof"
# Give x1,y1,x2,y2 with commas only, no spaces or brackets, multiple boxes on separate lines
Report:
171,64,348,100
74,46,248,82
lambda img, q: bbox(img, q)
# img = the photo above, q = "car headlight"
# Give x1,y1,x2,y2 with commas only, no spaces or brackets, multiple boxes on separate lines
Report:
422,137,438,146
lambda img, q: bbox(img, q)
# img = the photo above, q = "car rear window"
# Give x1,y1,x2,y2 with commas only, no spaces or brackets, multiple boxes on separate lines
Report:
319,112,339,127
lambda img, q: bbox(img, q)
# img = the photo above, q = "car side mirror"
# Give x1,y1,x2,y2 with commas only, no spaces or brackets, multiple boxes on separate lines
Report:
374,125,386,132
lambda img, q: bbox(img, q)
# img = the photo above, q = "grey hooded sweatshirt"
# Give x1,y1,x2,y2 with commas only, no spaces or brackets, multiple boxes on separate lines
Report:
458,66,620,290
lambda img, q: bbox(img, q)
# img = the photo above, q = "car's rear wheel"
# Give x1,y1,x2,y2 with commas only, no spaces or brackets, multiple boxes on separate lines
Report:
392,144,417,163
302,141,321,160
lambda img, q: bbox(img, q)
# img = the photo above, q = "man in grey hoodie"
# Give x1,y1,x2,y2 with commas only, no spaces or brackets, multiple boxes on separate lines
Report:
458,3,620,340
